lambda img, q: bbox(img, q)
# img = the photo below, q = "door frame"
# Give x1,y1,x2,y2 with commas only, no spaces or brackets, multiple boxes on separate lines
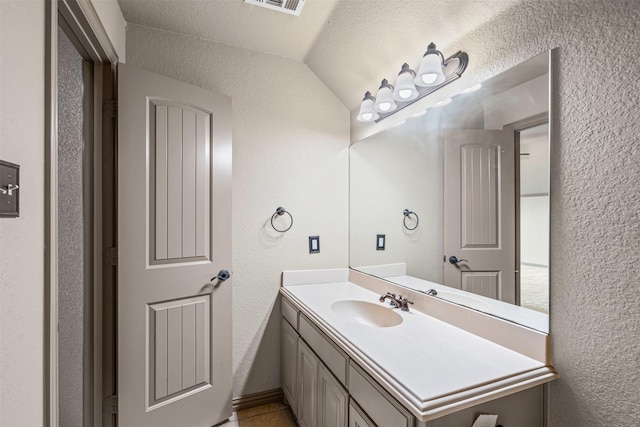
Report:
45,1,119,426
503,112,549,306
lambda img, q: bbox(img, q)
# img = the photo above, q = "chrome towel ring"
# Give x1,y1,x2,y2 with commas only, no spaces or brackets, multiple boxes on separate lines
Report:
403,209,419,230
271,206,293,232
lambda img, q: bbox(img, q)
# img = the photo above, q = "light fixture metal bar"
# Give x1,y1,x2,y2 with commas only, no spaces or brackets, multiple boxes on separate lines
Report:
375,51,468,122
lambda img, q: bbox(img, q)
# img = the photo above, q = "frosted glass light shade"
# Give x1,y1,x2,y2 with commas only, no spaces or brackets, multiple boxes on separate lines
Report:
392,63,419,101
356,91,379,122
415,43,445,87
374,79,397,113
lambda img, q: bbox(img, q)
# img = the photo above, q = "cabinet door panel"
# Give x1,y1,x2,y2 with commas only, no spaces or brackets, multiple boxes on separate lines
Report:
282,319,298,415
297,340,318,427
318,364,348,427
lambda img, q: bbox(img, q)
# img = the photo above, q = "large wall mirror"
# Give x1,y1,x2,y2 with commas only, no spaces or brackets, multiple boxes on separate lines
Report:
350,50,552,332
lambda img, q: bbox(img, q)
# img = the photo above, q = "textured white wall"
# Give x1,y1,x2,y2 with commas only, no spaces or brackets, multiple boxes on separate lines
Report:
446,3,640,425
124,24,350,397
0,2,46,426
348,1,640,425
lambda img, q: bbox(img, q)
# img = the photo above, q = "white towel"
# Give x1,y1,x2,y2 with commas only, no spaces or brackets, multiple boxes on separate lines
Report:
471,414,498,427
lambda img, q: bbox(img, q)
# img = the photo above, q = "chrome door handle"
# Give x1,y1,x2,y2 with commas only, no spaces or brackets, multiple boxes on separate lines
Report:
448,256,468,265
211,269,231,282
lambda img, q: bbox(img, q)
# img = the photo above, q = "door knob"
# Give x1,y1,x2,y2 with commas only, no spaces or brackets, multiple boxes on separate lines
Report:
211,269,231,282
448,256,468,265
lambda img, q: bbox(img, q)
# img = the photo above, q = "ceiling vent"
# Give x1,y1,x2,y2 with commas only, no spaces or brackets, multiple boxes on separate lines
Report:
244,0,305,16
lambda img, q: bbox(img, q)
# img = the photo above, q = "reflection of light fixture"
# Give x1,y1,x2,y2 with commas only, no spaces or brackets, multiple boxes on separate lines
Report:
374,79,397,113
415,43,445,87
356,91,379,122
460,83,482,94
356,42,468,122
392,64,419,101
410,109,427,118
434,98,452,107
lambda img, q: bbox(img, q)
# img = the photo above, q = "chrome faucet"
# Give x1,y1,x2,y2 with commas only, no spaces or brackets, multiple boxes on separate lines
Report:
379,292,414,312
379,292,401,307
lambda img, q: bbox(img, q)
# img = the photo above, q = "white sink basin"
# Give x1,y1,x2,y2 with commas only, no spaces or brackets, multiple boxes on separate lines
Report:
331,300,403,328
437,291,491,311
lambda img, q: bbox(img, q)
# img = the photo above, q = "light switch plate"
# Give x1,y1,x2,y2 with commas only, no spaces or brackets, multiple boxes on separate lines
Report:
0,160,20,218
376,234,385,250
309,236,320,254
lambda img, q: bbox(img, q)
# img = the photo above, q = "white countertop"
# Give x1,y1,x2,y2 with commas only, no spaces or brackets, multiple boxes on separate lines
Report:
281,269,557,421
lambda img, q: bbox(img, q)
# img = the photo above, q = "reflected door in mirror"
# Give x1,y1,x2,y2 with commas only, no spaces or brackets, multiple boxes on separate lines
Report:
444,129,516,303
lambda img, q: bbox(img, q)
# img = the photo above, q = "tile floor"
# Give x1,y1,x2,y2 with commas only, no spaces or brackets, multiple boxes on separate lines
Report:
220,402,297,427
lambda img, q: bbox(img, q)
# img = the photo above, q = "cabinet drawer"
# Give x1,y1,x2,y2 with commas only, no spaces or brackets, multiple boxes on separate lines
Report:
349,400,375,427
282,297,298,330
299,314,348,386
348,362,413,427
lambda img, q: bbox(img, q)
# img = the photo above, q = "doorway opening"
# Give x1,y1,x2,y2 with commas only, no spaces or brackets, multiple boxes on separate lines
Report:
515,122,550,314
46,2,118,426
56,23,95,426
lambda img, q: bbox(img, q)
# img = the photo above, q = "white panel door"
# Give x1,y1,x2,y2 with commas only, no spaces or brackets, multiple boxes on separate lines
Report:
444,130,516,303
117,64,232,427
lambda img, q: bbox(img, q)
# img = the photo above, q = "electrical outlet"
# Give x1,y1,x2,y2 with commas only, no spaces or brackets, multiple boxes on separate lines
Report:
309,236,320,254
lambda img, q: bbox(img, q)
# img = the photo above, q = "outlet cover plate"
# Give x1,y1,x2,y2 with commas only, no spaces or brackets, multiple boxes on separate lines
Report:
309,236,320,254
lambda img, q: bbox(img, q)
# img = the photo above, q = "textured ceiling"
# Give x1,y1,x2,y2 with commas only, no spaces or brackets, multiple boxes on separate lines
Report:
116,0,340,60
117,0,523,110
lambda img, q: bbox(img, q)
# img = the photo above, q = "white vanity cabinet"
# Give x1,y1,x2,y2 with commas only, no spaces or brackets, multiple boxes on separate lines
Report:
282,298,349,427
281,284,549,427
282,298,403,427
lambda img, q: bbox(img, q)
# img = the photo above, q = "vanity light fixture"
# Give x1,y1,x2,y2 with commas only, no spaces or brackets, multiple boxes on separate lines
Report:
356,42,468,123
415,43,446,87
392,64,419,101
374,79,397,113
356,91,380,122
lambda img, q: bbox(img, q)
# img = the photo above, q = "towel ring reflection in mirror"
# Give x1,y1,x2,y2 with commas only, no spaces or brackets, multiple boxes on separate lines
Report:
271,206,293,232
403,209,419,230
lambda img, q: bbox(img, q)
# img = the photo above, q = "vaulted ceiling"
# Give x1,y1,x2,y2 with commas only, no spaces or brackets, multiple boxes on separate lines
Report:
117,0,522,110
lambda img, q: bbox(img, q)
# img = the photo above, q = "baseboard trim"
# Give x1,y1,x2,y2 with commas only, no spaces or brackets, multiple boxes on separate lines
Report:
232,388,284,411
